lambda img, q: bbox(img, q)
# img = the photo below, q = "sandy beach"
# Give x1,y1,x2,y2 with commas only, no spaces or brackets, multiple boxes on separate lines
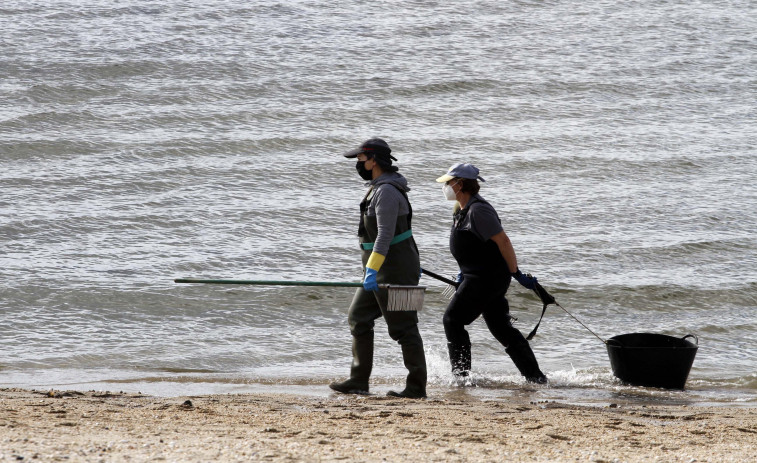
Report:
1,388,755,462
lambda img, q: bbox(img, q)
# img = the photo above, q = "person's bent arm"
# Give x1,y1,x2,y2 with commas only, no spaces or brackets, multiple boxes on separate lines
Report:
490,230,518,273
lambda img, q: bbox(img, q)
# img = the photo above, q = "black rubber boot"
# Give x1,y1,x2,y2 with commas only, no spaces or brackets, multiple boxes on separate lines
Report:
330,332,373,395
505,343,547,384
447,342,472,378
387,343,427,399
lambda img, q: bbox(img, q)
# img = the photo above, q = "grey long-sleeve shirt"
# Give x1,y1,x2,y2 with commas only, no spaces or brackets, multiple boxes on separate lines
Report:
364,172,411,257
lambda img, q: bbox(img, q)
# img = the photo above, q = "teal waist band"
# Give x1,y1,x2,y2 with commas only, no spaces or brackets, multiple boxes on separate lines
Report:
360,229,413,251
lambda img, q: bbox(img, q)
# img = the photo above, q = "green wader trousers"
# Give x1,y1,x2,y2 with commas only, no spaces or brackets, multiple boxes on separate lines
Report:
346,287,427,396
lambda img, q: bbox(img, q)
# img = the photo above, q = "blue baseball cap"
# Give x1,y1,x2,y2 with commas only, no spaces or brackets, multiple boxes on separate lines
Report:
436,163,486,183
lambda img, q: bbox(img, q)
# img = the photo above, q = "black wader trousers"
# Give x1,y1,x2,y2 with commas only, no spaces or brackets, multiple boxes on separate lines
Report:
445,197,545,381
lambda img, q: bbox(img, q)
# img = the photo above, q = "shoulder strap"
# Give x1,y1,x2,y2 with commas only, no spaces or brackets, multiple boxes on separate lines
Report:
357,187,374,237
453,196,482,227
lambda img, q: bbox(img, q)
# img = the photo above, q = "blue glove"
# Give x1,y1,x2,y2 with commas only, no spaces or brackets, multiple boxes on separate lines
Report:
363,268,379,292
513,269,538,290
456,272,464,284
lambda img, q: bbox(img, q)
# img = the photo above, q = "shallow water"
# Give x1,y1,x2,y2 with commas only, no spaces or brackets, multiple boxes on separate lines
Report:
1,0,755,406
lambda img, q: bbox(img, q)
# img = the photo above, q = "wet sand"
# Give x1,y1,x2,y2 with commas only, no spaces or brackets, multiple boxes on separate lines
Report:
1,388,755,462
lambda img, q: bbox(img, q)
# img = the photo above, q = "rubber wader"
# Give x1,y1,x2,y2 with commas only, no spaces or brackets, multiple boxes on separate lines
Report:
331,186,427,398
329,331,373,394
447,196,547,385
447,342,472,378
506,341,548,384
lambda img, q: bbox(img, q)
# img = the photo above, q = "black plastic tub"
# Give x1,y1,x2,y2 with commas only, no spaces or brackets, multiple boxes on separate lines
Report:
606,333,698,389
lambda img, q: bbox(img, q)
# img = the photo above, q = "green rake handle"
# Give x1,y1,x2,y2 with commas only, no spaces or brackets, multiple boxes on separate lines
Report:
174,278,364,287
175,278,426,311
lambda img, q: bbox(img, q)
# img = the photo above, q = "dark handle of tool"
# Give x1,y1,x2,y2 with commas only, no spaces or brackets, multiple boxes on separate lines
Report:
420,268,459,287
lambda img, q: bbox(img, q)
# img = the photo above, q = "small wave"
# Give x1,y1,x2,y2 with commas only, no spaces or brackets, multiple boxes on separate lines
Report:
388,79,500,98
690,373,757,390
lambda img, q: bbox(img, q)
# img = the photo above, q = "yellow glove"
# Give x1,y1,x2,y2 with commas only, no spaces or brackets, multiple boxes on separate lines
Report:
365,252,386,271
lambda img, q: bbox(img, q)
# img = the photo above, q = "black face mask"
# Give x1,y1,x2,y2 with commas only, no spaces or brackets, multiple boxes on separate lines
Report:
356,160,373,180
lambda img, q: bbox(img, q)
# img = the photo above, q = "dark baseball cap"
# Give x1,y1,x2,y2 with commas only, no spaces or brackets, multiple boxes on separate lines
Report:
343,138,397,161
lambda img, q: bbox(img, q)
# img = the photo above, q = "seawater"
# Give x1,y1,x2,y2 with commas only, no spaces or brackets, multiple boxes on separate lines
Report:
1,1,755,406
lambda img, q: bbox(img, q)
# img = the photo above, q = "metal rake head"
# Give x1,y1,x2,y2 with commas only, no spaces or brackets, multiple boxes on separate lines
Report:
441,284,457,300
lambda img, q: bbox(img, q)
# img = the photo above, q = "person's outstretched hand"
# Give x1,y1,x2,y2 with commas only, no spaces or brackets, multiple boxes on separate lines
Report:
512,269,538,290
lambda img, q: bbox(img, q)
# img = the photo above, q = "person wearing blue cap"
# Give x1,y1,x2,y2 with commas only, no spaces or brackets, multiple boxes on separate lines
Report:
329,138,427,399
436,163,547,384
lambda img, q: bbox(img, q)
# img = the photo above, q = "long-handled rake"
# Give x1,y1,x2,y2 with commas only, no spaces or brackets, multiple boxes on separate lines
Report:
174,278,426,311
420,268,459,299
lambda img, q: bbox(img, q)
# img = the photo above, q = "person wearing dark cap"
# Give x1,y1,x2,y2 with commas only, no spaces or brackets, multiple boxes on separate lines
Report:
436,163,547,384
329,138,427,399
